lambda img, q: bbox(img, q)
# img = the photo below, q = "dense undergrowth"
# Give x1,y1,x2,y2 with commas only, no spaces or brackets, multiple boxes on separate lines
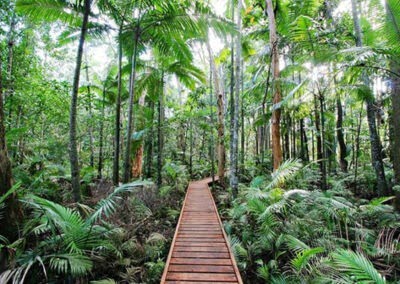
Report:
214,160,400,283
0,162,189,283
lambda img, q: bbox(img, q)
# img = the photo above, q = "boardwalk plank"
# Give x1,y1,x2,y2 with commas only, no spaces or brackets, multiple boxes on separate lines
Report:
160,177,242,284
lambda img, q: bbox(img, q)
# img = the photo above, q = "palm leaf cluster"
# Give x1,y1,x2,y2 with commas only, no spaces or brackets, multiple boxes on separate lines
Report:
223,161,399,283
0,180,150,282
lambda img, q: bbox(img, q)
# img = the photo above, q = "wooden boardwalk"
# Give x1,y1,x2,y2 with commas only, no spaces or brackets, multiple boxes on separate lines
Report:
161,177,242,284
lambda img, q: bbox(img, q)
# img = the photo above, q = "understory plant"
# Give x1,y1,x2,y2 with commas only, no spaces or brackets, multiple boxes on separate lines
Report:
222,160,400,283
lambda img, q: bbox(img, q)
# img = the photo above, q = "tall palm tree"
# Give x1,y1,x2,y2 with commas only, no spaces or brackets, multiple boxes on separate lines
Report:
120,0,234,183
17,0,97,201
351,0,388,196
135,54,205,187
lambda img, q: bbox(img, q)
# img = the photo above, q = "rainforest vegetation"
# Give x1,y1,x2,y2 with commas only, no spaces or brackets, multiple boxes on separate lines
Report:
0,0,400,282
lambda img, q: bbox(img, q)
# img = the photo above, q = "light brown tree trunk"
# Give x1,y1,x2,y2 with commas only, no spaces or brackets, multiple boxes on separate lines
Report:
123,30,140,183
266,0,283,171
206,38,225,183
131,93,146,178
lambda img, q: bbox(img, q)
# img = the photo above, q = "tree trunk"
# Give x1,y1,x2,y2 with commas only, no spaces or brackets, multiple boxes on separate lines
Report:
132,93,146,178
206,38,225,183
113,26,123,185
314,92,327,190
336,91,348,172
69,0,91,202
98,86,106,179
351,0,387,195
122,30,139,183
6,13,16,122
300,118,309,162
230,0,241,197
145,100,155,178
0,49,21,244
157,72,165,187
266,0,283,171
189,120,193,179
84,56,95,168
354,106,363,193
390,60,400,210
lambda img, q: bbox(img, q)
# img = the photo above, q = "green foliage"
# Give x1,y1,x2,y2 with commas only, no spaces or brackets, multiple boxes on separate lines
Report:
330,249,386,283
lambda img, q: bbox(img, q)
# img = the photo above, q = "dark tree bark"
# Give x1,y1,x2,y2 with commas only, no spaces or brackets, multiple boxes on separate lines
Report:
354,106,363,193
351,0,388,195
113,26,123,185
69,0,91,202
84,57,94,168
0,50,21,244
300,118,309,162
157,72,165,187
98,86,106,179
390,61,400,210
189,120,193,179
336,92,348,172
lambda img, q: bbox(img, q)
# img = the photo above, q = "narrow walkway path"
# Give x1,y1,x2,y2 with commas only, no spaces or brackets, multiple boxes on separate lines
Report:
161,177,242,284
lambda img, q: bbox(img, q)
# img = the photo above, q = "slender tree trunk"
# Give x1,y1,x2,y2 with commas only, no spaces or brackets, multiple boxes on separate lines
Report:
209,65,216,184
390,61,400,210
98,86,106,179
354,106,363,193
229,0,235,180
351,0,387,195
123,30,139,183
113,26,123,185
6,13,16,122
230,0,241,197
69,0,91,202
314,92,327,190
300,118,309,162
336,91,348,172
189,120,193,179
84,57,94,168
240,89,245,172
206,38,225,183
157,72,165,187
266,0,283,170
145,100,155,178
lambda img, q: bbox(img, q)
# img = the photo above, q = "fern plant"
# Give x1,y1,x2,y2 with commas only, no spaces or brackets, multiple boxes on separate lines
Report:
0,180,151,282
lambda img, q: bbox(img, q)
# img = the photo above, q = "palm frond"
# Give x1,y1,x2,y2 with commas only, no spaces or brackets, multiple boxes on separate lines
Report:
49,253,92,277
88,180,152,224
267,159,302,190
16,0,82,26
330,249,386,283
